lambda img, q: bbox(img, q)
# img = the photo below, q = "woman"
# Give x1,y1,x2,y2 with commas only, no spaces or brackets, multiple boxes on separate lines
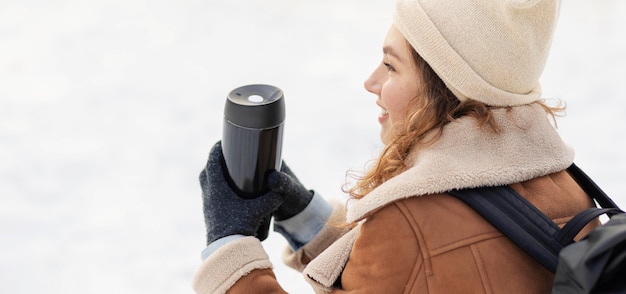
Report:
194,0,597,293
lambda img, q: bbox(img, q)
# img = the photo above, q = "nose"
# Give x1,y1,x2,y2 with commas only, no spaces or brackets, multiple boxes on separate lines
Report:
364,65,383,96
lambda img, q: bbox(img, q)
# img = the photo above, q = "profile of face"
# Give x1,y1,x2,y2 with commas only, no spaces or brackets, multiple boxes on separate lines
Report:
365,24,424,145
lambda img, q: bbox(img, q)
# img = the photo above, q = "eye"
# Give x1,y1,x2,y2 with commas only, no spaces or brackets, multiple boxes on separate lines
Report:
383,62,395,72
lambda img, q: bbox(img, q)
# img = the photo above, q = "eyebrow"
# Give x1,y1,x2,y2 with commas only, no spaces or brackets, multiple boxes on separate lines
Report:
383,46,405,63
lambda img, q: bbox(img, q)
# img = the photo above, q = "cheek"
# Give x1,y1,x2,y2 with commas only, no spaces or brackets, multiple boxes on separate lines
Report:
382,83,414,121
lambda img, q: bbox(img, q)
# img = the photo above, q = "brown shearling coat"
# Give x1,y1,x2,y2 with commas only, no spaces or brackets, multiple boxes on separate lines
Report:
227,171,596,293
193,104,598,293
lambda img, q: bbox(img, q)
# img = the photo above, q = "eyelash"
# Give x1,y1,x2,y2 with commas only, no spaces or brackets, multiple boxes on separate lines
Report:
383,62,395,72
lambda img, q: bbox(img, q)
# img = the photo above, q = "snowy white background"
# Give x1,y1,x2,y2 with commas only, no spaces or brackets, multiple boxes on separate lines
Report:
1,0,624,293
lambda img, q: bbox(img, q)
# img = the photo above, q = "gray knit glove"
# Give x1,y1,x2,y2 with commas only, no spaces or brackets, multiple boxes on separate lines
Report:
199,141,283,245
267,163,314,221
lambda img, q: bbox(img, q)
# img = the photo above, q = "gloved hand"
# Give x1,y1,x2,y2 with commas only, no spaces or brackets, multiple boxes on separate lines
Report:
267,163,314,221
199,141,283,245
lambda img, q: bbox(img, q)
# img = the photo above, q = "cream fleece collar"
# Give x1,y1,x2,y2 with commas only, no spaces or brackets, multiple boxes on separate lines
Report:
346,104,574,223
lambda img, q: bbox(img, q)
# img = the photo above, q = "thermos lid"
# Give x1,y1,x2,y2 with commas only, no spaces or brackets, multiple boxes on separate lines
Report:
225,84,285,129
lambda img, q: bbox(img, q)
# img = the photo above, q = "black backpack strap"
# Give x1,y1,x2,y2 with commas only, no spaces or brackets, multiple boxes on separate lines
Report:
567,163,621,212
555,207,623,245
449,163,624,274
556,164,624,243
449,187,561,273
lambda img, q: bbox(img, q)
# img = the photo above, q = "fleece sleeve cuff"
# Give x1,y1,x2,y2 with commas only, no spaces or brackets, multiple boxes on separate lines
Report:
192,236,272,294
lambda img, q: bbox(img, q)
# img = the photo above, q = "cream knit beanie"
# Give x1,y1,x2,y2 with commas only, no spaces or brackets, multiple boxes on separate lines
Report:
394,0,560,106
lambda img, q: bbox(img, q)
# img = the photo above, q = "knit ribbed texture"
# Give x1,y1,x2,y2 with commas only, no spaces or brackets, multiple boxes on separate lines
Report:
394,0,560,106
200,142,283,245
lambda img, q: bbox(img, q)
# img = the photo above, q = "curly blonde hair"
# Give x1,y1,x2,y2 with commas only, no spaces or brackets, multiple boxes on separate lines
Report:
346,44,563,199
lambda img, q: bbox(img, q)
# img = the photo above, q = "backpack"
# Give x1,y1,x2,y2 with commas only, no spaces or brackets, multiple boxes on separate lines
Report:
449,164,626,294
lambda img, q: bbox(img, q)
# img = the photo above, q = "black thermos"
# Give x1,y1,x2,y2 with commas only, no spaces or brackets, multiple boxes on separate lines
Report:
222,84,285,240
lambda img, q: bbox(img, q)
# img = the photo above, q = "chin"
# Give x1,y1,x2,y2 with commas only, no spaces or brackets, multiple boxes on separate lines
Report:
380,130,391,145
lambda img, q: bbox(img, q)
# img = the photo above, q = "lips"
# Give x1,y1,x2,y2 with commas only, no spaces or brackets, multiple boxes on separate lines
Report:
378,108,389,124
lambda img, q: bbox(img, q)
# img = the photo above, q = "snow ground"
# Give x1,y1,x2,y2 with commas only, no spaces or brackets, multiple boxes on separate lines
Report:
1,0,625,293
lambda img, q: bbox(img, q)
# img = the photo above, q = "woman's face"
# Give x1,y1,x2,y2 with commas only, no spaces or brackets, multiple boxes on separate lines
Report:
365,25,424,144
